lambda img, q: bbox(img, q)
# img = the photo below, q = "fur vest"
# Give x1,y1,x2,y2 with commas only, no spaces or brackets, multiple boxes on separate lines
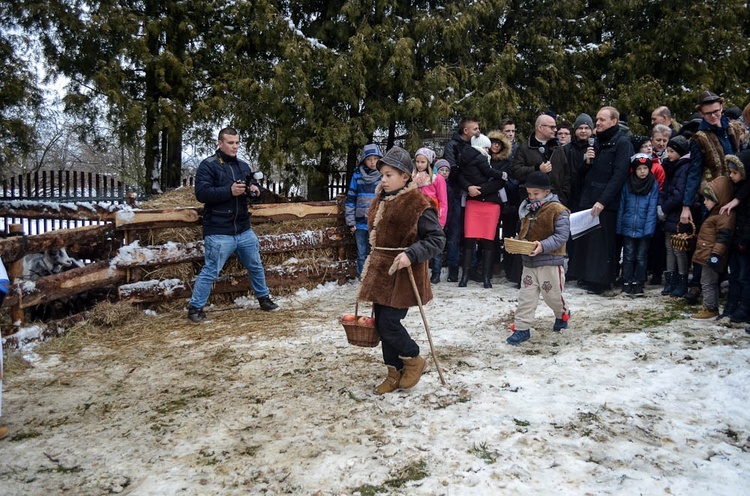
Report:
693,122,742,185
357,183,434,308
518,201,569,256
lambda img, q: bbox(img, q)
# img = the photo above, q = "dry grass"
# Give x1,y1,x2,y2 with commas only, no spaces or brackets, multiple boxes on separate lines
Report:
2,350,32,378
139,188,202,209
31,295,323,364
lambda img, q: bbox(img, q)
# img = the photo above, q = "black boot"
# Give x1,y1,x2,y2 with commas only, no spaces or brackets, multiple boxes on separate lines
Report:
661,271,675,296
447,266,459,282
459,239,475,287
482,241,494,289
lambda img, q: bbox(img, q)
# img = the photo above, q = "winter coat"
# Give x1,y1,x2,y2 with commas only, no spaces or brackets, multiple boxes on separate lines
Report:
444,131,469,194
357,183,445,309
730,177,750,249
564,138,590,211
578,126,633,212
616,180,659,238
488,131,520,208
345,164,382,230
692,176,735,271
659,156,690,233
416,172,448,227
512,137,571,207
195,150,259,237
458,146,506,204
683,116,742,207
517,196,570,268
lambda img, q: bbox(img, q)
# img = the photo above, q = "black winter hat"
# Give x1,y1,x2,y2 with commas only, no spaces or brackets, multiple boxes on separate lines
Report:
522,171,551,190
573,113,594,131
378,146,414,175
630,135,650,152
725,106,742,121
667,135,690,157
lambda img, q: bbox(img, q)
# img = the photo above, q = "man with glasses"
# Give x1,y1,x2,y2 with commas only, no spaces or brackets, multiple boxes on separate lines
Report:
512,114,571,207
681,91,742,225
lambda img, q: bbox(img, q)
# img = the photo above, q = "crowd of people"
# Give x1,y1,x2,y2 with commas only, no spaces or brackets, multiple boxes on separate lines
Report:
347,92,750,386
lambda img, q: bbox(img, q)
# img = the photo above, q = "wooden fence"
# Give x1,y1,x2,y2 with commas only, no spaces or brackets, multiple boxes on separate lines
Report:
2,169,351,236
0,198,357,349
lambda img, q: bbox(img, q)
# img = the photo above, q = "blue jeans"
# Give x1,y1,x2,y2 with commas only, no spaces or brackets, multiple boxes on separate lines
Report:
189,229,269,309
621,236,650,284
354,229,371,275
444,196,463,268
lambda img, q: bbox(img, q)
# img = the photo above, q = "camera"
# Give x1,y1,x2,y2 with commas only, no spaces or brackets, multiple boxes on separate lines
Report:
244,171,264,197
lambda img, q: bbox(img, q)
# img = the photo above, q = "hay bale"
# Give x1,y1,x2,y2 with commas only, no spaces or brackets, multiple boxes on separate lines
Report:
87,301,142,328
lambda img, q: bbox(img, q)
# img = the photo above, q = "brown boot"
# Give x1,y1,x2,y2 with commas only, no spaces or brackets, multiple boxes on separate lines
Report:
0,426,9,440
375,366,401,395
399,355,426,389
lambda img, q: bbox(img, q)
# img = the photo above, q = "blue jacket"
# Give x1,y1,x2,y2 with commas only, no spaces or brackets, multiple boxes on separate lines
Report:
195,150,259,237
345,164,382,230
617,180,659,238
659,156,690,233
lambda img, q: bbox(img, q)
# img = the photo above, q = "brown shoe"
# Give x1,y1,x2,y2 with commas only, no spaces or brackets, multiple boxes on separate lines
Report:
375,366,401,395
690,306,719,321
0,426,9,440
399,355,426,389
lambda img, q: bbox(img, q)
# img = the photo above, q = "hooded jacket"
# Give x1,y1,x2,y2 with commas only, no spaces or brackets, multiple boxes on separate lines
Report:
488,131,520,207
458,146,506,204
692,175,735,271
345,161,382,230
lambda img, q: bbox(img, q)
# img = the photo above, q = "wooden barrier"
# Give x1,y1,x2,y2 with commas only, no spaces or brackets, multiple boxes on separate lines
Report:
0,198,356,345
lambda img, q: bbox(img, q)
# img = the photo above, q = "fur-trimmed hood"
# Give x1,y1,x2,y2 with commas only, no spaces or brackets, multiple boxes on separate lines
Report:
487,130,513,161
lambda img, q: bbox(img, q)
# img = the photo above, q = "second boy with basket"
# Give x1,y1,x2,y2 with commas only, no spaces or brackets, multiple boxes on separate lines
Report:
357,147,445,394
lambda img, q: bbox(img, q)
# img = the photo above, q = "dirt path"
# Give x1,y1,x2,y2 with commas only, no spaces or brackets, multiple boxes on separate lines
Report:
2,280,749,494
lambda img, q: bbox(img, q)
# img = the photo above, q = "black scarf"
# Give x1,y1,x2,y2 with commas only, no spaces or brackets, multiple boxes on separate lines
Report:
627,170,656,196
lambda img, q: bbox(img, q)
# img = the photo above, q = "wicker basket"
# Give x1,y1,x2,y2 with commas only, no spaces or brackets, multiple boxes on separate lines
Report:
341,302,379,347
670,221,696,252
503,238,536,255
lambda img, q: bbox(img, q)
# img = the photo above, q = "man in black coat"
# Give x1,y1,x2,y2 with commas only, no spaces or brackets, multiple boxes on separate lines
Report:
567,106,633,295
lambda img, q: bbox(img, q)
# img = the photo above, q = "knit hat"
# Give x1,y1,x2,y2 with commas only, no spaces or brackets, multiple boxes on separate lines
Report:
361,143,382,161
434,158,451,172
695,90,724,110
667,135,690,157
573,113,594,131
630,153,652,171
630,135,650,152
471,134,492,149
727,155,746,180
415,147,436,165
521,171,551,190
378,146,413,175
725,106,742,121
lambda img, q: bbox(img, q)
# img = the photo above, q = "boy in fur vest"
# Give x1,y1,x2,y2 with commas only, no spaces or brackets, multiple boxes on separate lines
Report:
357,147,446,394
507,171,571,345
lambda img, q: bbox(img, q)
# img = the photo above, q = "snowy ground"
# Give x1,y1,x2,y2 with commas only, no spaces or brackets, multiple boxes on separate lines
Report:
2,276,750,495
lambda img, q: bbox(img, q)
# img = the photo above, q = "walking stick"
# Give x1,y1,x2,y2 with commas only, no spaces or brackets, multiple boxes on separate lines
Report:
404,265,447,386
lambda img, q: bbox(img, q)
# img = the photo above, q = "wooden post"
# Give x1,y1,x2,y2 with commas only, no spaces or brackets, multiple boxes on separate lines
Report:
6,259,24,328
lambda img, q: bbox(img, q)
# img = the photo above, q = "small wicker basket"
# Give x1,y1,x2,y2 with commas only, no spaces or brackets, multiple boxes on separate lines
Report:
341,302,380,347
670,221,696,252
503,238,536,255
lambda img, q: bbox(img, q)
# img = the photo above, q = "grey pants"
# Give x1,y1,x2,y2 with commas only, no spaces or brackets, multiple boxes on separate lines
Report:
701,265,720,309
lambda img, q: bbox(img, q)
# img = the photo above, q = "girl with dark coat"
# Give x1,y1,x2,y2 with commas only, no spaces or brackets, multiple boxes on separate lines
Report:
489,130,522,285
658,136,691,297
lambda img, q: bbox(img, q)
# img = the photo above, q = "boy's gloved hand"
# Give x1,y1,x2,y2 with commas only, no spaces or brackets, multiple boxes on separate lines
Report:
657,205,666,222
706,253,721,271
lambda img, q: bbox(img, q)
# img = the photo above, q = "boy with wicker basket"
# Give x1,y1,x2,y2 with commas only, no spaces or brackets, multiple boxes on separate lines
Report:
507,171,571,346
356,146,445,394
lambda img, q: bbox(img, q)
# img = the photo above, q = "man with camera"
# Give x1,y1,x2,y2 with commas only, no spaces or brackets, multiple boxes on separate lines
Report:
187,127,279,322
